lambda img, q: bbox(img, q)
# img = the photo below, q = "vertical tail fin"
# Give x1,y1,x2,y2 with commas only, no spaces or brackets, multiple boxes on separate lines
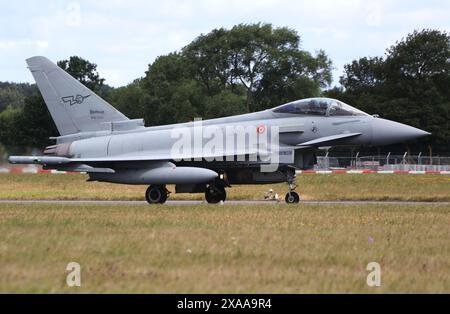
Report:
26,56,129,136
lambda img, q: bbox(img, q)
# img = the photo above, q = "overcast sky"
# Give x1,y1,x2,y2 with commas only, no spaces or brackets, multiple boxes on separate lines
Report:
0,0,449,87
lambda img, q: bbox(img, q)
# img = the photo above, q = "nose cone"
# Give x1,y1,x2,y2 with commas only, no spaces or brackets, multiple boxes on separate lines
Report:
371,118,431,146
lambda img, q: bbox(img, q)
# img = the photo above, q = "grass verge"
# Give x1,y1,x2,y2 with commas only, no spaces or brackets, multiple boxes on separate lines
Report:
1,173,449,201
0,202,449,293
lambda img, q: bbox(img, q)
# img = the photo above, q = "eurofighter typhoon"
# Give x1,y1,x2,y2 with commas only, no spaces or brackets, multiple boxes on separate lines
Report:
9,57,430,204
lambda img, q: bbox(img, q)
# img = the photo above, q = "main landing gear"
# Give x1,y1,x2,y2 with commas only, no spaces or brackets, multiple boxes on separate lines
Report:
145,182,228,205
205,184,226,204
145,185,169,204
285,169,300,204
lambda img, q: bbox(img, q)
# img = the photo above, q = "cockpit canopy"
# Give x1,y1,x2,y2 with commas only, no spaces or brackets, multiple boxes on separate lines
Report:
272,98,368,117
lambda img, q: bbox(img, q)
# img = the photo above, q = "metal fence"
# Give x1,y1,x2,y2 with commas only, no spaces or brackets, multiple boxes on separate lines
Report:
316,153,450,172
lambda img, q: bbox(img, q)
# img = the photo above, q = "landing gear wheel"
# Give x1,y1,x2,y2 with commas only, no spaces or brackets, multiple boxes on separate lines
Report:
285,192,300,204
145,185,168,204
284,168,299,204
205,185,226,204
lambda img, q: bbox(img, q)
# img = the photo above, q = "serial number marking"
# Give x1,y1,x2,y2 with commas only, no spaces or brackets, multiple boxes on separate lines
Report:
221,298,272,310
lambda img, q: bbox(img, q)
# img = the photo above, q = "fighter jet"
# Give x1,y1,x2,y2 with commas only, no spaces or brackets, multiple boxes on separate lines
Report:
9,56,430,204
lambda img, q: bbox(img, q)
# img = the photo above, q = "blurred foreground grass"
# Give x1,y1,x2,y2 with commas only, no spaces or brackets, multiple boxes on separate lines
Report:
0,202,449,293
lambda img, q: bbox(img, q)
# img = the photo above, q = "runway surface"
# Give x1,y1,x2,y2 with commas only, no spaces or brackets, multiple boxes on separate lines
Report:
1,200,449,205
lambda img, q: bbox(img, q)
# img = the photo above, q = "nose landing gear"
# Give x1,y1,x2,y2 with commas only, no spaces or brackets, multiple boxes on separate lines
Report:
285,191,300,204
285,169,300,204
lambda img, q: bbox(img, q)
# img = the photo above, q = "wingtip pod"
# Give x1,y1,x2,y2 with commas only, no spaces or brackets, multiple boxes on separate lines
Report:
8,156,72,165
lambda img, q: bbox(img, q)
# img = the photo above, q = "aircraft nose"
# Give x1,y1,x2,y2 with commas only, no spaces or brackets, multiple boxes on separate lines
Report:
371,118,431,145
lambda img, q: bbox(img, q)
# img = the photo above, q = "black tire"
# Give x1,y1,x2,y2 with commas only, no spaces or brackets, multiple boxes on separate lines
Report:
205,186,226,204
145,185,168,204
158,190,168,204
285,192,300,204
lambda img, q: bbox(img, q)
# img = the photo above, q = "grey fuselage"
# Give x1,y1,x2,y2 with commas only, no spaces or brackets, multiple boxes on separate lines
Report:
8,57,431,195
47,107,427,186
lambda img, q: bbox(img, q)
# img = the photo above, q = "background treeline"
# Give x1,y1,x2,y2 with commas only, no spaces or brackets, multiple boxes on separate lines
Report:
0,24,449,157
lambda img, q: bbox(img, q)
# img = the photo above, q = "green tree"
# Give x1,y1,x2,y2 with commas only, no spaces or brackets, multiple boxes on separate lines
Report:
140,23,333,126
57,56,105,92
339,57,384,94
337,29,450,152
204,89,247,119
108,79,145,119
5,92,58,148
0,106,22,149
0,87,26,112
182,23,332,112
141,53,202,125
